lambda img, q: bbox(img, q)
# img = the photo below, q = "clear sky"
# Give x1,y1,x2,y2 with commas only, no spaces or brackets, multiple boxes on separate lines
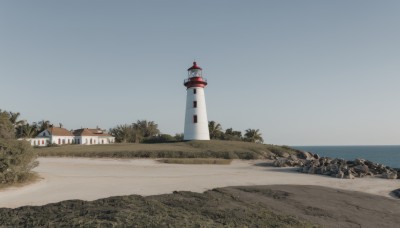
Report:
1,1,399,146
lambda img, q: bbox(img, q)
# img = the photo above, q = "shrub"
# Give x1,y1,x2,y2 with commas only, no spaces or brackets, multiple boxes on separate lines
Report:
142,134,177,143
0,139,38,184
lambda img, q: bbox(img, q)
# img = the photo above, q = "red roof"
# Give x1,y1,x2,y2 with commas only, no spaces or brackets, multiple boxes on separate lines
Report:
187,61,202,71
73,128,112,137
47,127,74,136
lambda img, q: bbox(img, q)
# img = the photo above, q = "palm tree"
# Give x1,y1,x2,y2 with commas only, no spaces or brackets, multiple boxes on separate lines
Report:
38,120,51,132
21,124,37,138
132,120,160,143
8,112,25,127
132,122,143,143
208,121,223,139
223,128,242,141
244,129,264,143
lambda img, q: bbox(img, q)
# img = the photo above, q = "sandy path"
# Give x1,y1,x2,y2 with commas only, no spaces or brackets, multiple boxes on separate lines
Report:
0,157,399,208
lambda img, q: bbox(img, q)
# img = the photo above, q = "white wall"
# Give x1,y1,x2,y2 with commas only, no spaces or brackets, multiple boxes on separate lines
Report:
51,136,75,145
184,87,210,140
20,138,49,147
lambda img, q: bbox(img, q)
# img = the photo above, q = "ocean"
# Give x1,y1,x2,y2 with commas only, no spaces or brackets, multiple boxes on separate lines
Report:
293,145,400,169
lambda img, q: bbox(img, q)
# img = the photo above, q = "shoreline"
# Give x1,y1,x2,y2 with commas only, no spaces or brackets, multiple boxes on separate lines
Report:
0,157,399,208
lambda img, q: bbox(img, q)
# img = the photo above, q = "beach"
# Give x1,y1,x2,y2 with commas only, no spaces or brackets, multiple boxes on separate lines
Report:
0,157,398,208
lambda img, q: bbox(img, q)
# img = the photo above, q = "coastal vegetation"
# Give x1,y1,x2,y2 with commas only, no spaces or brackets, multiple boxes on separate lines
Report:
1,185,400,227
0,111,38,187
108,120,264,144
208,120,264,143
35,140,298,160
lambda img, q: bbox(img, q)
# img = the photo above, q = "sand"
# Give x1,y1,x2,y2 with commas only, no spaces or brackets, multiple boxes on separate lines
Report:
0,157,399,208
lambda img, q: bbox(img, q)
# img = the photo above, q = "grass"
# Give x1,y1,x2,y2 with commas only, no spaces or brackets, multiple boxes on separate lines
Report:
35,140,302,160
157,158,232,165
0,172,41,190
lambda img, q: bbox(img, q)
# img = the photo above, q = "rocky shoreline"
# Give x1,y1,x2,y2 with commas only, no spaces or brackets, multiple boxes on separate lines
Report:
272,150,399,180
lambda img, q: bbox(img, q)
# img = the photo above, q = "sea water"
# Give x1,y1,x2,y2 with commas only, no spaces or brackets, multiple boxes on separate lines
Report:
293,145,400,169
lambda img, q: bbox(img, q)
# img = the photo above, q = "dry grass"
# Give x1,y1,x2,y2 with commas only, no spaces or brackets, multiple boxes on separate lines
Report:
35,140,300,160
157,158,232,165
0,172,41,190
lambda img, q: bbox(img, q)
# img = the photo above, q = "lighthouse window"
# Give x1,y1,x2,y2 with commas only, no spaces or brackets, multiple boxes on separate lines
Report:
193,115,198,123
193,89,196,94
193,101,197,108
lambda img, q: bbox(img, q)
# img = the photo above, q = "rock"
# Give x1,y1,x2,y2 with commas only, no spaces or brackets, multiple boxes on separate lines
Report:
382,172,398,179
344,170,355,179
327,164,339,173
354,158,365,165
313,154,320,160
301,166,309,173
391,189,400,198
353,165,369,174
297,151,313,160
273,158,288,167
279,151,290,158
346,160,355,166
344,173,355,179
336,170,344,179
308,166,316,174
312,159,321,167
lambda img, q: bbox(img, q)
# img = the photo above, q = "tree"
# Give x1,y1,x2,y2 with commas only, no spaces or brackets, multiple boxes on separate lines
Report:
0,138,38,184
244,129,264,143
8,112,25,127
109,124,133,143
132,120,160,143
0,110,38,184
223,128,242,141
37,120,51,133
208,121,223,139
20,124,37,138
174,133,184,141
110,120,160,143
0,111,15,139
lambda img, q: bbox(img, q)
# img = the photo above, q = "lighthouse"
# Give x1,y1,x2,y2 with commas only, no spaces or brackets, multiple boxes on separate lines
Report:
183,61,210,140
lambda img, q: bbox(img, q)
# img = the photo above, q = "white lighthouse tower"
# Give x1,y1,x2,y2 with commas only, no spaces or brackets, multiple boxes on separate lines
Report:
183,61,210,140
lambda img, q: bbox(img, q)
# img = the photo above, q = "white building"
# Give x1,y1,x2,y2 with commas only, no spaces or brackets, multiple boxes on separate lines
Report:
183,62,210,140
73,128,115,145
23,137,49,147
23,126,115,146
36,126,75,145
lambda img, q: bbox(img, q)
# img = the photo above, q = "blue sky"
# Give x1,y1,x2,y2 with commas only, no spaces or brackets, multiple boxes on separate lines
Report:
1,1,399,145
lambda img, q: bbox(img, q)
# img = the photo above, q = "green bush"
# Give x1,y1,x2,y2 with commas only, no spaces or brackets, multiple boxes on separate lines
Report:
0,139,38,184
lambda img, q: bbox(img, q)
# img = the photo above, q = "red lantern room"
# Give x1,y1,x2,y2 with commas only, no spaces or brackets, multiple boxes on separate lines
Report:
184,61,208,88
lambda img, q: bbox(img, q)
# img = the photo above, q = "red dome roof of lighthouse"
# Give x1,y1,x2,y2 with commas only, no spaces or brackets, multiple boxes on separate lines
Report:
187,61,202,71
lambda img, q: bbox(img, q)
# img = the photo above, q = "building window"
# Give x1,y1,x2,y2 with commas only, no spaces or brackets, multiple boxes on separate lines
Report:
58,138,61,144
193,89,196,94
193,101,197,108
42,140,44,145
193,115,198,123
